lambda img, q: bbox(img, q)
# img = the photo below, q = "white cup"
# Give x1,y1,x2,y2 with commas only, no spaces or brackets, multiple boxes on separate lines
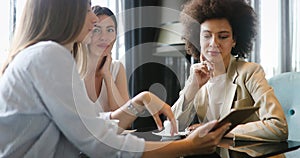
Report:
163,120,179,135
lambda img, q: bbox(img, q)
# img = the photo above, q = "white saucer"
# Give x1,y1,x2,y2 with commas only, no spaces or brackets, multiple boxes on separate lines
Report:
152,130,188,141
152,131,188,137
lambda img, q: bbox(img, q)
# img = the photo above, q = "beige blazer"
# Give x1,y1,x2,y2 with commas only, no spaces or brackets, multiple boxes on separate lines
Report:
172,56,288,142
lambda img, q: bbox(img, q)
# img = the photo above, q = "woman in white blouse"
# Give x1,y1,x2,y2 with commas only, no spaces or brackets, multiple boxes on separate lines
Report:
76,6,129,112
0,0,230,157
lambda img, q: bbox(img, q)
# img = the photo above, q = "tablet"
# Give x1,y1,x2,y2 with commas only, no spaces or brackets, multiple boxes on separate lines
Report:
210,106,259,135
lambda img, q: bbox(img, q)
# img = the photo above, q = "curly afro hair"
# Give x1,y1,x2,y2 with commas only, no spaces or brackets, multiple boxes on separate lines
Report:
180,0,257,59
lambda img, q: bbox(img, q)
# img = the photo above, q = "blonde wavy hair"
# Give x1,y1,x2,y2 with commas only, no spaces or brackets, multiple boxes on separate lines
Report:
1,0,89,76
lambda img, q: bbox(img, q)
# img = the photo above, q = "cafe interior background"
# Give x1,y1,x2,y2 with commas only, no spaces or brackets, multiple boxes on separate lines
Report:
0,0,299,128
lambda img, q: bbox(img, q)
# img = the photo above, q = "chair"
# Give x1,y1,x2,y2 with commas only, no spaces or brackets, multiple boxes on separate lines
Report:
268,72,300,157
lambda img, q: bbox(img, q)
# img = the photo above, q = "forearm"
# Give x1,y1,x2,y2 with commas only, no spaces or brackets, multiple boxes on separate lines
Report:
110,101,138,131
142,140,193,158
181,72,201,105
183,83,200,105
232,119,288,141
235,82,288,141
143,120,230,158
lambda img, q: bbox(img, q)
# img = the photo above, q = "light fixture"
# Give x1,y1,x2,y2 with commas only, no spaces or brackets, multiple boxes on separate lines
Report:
154,21,186,57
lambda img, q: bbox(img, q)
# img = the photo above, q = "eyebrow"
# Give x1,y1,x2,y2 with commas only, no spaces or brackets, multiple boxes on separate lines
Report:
94,25,101,29
94,25,115,29
202,30,231,34
107,26,115,29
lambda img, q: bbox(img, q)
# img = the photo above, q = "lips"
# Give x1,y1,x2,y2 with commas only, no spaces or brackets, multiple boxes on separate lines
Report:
97,43,109,48
207,51,220,56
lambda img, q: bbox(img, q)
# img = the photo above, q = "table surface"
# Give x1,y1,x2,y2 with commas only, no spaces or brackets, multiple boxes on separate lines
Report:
131,128,300,158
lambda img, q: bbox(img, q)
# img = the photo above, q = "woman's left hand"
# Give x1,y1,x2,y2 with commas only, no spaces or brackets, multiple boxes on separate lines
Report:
97,46,112,76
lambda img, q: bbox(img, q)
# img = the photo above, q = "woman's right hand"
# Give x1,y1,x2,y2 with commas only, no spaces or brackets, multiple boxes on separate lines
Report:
191,61,212,88
97,46,112,74
184,120,230,155
183,62,212,104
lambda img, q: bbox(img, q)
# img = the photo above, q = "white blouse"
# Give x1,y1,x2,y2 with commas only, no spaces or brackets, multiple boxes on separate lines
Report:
204,74,227,122
0,41,144,158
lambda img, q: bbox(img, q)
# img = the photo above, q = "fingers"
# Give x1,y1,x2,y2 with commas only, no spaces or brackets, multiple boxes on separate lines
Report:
139,92,178,134
186,120,217,140
169,118,178,135
200,53,206,62
98,54,112,71
193,62,211,77
146,93,177,133
100,50,112,58
156,104,178,135
152,113,163,131
197,120,218,137
212,123,231,139
160,107,178,135
199,54,214,74
185,121,231,155
103,44,113,56
202,60,214,72
98,56,107,70
187,123,202,132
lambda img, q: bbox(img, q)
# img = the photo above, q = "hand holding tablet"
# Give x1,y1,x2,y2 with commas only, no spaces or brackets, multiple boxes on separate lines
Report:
210,106,260,135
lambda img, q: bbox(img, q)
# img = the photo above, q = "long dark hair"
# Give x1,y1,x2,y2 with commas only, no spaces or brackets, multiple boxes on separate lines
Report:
92,5,118,33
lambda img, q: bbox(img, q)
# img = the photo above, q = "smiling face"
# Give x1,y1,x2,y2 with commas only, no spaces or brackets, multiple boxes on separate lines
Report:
200,18,236,69
89,15,116,56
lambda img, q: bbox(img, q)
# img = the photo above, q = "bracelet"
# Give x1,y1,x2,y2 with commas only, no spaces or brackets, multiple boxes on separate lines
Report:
127,103,139,116
127,101,145,117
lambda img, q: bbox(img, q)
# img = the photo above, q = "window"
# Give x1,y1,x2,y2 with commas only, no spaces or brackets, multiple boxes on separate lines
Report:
2,1,299,79
259,0,280,79
255,0,300,79
0,0,125,67
0,1,10,66
291,0,300,72
0,0,27,67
